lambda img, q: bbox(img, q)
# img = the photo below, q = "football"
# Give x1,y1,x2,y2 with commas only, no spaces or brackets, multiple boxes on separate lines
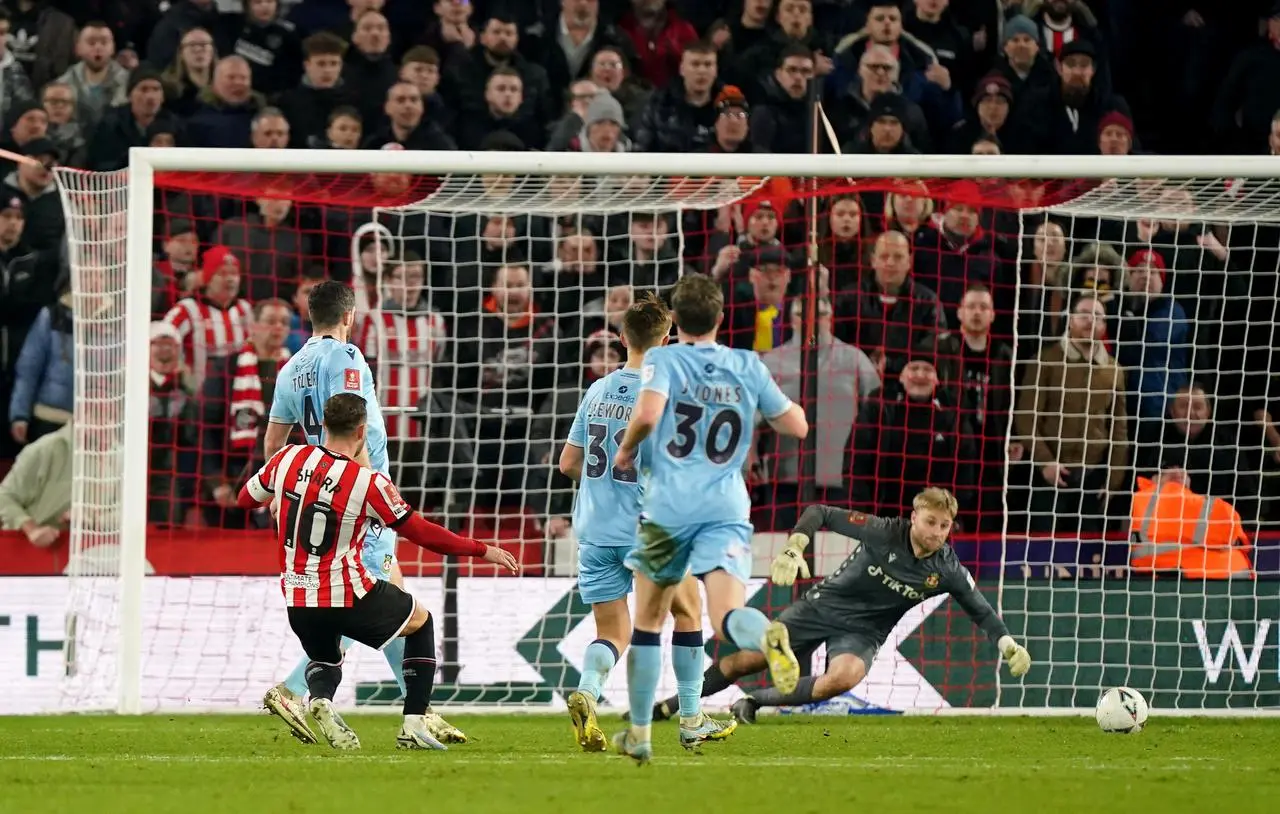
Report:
1095,687,1150,734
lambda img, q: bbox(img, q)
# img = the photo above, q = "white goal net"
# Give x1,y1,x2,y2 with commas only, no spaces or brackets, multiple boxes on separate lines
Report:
18,151,1278,715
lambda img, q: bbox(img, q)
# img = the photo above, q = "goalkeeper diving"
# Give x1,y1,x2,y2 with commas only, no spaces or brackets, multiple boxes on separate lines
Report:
644,488,1032,722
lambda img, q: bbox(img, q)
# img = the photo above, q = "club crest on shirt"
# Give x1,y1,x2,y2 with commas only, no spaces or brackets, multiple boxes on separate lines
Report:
343,368,360,391
925,573,939,590
382,555,393,575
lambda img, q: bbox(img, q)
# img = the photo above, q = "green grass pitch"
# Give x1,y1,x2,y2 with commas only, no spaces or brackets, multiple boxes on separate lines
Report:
0,715,1276,814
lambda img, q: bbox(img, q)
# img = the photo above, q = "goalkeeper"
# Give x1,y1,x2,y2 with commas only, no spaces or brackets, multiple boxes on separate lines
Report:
646,488,1032,723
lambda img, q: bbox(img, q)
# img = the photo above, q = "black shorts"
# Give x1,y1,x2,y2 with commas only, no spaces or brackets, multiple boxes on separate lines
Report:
286,581,417,664
778,597,882,668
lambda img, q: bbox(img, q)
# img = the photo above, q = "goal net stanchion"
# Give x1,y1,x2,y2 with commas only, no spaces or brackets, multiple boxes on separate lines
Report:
46,148,1280,716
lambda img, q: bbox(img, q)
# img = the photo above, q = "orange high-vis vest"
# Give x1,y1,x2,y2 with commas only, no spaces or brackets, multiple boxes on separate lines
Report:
1129,477,1253,579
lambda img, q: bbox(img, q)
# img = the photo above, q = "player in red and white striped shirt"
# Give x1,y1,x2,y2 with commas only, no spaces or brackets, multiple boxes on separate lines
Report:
238,392,519,750
163,245,252,379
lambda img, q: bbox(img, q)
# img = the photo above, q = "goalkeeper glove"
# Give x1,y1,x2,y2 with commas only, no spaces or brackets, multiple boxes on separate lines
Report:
998,635,1031,678
769,532,811,586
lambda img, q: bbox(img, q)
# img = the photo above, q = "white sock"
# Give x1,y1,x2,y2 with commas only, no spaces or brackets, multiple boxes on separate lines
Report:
630,723,651,743
404,713,424,726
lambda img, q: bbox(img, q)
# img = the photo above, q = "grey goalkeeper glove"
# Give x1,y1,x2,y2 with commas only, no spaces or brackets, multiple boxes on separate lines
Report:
998,635,1031,678
770,532,811,586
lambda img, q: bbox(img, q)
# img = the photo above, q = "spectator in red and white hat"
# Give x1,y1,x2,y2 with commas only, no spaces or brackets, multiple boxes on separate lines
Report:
1110,248,1189,421
162,245,253,381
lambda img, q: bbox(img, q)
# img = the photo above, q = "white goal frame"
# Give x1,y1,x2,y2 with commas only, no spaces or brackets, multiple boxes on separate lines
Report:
114,148,1280,716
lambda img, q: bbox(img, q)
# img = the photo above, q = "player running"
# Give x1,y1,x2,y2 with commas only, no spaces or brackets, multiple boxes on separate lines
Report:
650,488,1032,723
238,393,519,750
260,280,465,746
557,294,736,753
611,273,809,764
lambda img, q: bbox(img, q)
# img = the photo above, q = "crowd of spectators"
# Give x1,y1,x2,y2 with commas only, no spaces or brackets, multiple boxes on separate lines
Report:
0,0,1278,572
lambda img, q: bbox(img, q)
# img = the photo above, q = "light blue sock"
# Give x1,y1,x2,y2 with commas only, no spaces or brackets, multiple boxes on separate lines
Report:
626,630,663,730
671,630,704,720
383,636,407,697
724,608,770,652
577,639,619,701
284,636,359,697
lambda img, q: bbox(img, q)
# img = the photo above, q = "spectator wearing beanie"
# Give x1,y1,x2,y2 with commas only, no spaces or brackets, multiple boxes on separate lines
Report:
995,15,1056,105
704,85,753,153
87,66,178,172
1098,110,1135,155
162,245,253,383
0,138,63,253
1013,39,1131,155
563,91,630,152
0,99,47,167
846,92,919,154
948,72,1021,153
1028,0,1108,89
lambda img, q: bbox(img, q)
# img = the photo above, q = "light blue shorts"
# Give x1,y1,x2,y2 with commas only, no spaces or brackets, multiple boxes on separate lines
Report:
577,543,633,605
361,524,399,581
626,518,754,587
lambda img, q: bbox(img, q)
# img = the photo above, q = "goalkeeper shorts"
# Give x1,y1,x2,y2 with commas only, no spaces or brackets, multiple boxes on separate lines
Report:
778,598,881,667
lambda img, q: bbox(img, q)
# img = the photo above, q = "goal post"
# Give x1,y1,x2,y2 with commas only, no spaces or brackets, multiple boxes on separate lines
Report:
39,147,1280,716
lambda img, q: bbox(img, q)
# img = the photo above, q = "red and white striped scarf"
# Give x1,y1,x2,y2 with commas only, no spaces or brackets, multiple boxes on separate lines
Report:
228,342,291,450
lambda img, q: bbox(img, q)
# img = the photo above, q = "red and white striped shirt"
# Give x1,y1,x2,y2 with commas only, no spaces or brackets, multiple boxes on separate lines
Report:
357,309,446,438
164,295,253,373
247,444,412,607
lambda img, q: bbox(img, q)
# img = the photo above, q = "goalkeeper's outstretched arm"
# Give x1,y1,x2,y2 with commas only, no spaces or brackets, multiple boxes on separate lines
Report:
948,573,1031,678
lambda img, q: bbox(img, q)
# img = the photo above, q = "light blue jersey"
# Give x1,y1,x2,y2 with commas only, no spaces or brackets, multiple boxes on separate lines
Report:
567,368,644,547
627,341,792,586
269,335,396,578
269,335,388,476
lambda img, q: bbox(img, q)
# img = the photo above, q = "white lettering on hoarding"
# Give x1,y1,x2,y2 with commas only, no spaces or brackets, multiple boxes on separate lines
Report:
1191,619,1272,685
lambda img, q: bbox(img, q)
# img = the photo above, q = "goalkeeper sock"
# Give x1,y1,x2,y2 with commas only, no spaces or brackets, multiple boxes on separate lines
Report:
305,661,342,701
723,607,770,652
751,675,820,708
671,630,704,721
383,636,407,696
577,639,618,701
401,614,437,717
654,662,730,718
626,629,662,740
284,636,356,697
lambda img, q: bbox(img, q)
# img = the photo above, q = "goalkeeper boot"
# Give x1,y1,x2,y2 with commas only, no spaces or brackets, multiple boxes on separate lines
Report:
263,683,317,745
567,690,608,752
611,730,652,766
308,698,360,750
678,713,737,751
397,715,448,751
730,697,759,725
762,620,800,695
423,707,468,744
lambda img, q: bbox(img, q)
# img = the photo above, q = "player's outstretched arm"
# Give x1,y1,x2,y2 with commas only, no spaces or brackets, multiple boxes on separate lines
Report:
396,513,521,573
948,574,1031,678
770,505,865,585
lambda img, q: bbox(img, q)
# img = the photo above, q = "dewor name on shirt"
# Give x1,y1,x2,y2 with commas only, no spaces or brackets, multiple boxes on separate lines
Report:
588,401,633,421
679,384,744,404
291,370,318,390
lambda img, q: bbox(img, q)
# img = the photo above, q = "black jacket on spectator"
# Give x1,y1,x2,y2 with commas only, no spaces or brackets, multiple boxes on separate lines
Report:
1014,80,1130,155
362,119,458,151
522,18,636,101
911,226,1001,327
905,10,974,93
450,304,561,414
10,1,75,90
1212,42,1280,154
88,106,180,171
343,49,400,126
728,28,833,103
217,16,304,97
454,108,545,151
832,274,946,368
826,82,933,153
212,211,311,302
411,22,474,73
994,53,1058,110
146,0,219,70
274,80,359,149
72,0,160,56
749,78,810,154
0,243,55,377
444,46,556,132
0,177,63,254
848,387,976,516
632,80,722,153
186,90,268,149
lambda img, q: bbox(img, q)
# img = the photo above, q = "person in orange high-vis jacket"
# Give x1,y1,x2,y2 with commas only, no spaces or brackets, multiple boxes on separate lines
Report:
1129,472,1253,579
